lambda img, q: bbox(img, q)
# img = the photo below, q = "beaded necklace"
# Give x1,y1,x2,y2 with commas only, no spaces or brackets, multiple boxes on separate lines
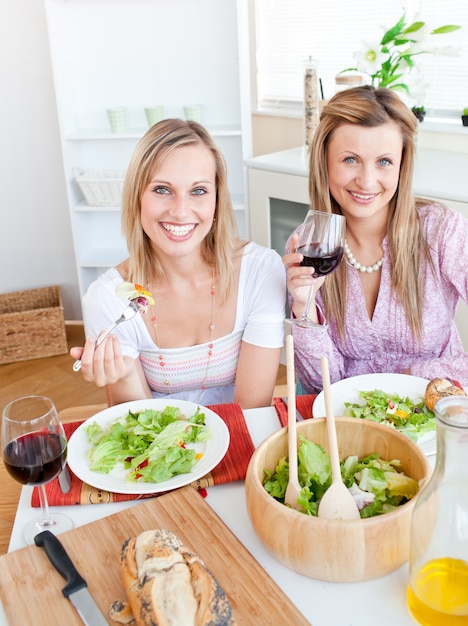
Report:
344,239,385,274
150,269,216,398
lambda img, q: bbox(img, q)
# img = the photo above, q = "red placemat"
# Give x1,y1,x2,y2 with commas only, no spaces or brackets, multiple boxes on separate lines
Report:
273,395,317,427
32,403,254,507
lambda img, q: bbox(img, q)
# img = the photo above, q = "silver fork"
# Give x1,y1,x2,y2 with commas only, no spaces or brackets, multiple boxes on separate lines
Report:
72,301,140,372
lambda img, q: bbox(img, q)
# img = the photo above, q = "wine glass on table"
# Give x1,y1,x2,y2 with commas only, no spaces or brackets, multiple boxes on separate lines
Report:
2,395,74,545
289,209,345,328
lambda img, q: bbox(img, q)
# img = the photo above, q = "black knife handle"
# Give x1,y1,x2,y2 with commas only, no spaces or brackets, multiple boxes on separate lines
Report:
34,530,87,598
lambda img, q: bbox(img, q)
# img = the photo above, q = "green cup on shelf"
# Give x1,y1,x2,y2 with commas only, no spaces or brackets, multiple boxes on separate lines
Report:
144,106,165,127
106,107,126,133
183,104,203,122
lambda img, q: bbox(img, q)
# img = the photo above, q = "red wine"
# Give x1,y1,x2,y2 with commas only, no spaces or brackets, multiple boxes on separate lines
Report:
298,244,344,276
3,432,66,485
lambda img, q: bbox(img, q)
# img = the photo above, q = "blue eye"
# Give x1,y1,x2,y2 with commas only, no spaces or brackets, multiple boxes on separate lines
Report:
379,158,392,167
344,156,357,164
192,187,207,195
152,186,170,194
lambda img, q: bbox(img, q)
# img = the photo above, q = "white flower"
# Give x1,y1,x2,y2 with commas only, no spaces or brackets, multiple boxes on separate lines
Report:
429,45,462,56
403,23,430,44
406,69,429,106
353,39,387,75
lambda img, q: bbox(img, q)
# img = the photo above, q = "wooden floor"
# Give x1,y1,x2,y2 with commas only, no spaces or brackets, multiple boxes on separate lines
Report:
0,323,286,555
0,324,107,414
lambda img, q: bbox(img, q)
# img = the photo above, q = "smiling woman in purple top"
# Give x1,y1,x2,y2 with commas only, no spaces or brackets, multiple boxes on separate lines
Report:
283,86,468,393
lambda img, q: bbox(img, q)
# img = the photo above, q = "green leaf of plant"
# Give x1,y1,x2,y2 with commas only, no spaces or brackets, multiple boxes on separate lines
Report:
431,25,461,34
404,21,425,34
393,35,413,45
381,14,406,46
397,53,414,69
381,58,392,72
379,74,401,88
336,67,358,75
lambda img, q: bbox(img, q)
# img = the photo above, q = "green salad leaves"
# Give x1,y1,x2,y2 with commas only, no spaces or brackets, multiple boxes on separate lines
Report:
263,436,419,518
343,389,436,441
85,406,211,483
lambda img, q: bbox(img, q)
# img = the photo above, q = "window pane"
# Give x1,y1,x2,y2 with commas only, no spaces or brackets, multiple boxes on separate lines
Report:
255,0,468,113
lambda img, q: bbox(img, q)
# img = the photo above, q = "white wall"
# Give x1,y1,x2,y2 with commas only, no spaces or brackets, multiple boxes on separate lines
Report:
0,0,81,319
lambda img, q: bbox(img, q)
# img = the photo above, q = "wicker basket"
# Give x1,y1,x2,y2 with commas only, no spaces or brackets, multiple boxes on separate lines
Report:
75,169,125,206
0,286,68,364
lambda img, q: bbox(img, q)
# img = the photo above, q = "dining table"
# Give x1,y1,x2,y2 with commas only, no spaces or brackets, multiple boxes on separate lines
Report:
0,402,426,626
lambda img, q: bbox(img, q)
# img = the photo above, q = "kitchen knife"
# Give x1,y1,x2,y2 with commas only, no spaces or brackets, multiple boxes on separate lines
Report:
58,464,72,494
34,531,108,625
281,396,305,421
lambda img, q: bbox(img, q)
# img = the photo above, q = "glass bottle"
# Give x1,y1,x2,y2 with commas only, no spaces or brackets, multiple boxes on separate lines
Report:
304,57,319,148
407,396,468,625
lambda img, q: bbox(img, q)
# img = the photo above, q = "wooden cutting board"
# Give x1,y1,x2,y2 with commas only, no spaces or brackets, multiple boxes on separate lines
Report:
0,486,310,625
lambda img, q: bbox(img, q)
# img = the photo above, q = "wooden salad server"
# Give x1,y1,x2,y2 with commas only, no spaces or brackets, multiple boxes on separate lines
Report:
284,333,303,511
317,356,360,520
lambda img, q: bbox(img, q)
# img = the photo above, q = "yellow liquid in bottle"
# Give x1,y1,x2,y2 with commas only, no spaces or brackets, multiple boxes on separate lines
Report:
407,557,468,625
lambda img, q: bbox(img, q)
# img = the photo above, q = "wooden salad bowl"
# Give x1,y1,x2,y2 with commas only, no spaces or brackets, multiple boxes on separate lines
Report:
245,417,431,582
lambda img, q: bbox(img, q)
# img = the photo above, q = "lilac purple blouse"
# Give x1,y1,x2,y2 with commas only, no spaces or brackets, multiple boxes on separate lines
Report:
292,203,468,393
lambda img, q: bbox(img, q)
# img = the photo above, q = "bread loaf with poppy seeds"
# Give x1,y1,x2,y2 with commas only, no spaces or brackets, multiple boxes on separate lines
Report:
119,529,236,625
424,377,467,412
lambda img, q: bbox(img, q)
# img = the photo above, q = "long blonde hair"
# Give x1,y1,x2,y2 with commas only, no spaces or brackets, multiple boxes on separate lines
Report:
121,118,241,300
309,85,429,338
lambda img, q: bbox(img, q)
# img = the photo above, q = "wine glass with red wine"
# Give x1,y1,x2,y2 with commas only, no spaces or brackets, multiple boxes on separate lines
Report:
2,395,74,544
289,209,345,328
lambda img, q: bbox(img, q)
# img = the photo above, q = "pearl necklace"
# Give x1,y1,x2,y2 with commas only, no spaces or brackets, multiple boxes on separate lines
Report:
344,240,385,274
150,270,216,399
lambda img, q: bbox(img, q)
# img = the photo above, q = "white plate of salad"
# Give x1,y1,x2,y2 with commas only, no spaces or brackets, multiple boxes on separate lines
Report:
67,399,230,494
313,373,437,456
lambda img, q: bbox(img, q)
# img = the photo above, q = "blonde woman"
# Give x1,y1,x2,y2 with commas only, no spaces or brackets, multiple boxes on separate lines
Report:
72,119,286,407
283,86,468,392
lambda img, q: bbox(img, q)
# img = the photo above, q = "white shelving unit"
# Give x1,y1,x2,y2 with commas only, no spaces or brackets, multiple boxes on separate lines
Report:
44,0,252,304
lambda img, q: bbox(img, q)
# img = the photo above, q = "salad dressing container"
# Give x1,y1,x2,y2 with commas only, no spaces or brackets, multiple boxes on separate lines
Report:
407,396,468,625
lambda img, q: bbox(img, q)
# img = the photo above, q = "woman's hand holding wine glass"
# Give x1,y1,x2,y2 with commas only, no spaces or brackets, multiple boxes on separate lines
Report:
285,232,325,324
284,209,345,328
2,395,74,545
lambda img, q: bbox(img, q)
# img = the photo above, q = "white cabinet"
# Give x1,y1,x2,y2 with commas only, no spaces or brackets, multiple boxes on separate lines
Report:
44,0,252,303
